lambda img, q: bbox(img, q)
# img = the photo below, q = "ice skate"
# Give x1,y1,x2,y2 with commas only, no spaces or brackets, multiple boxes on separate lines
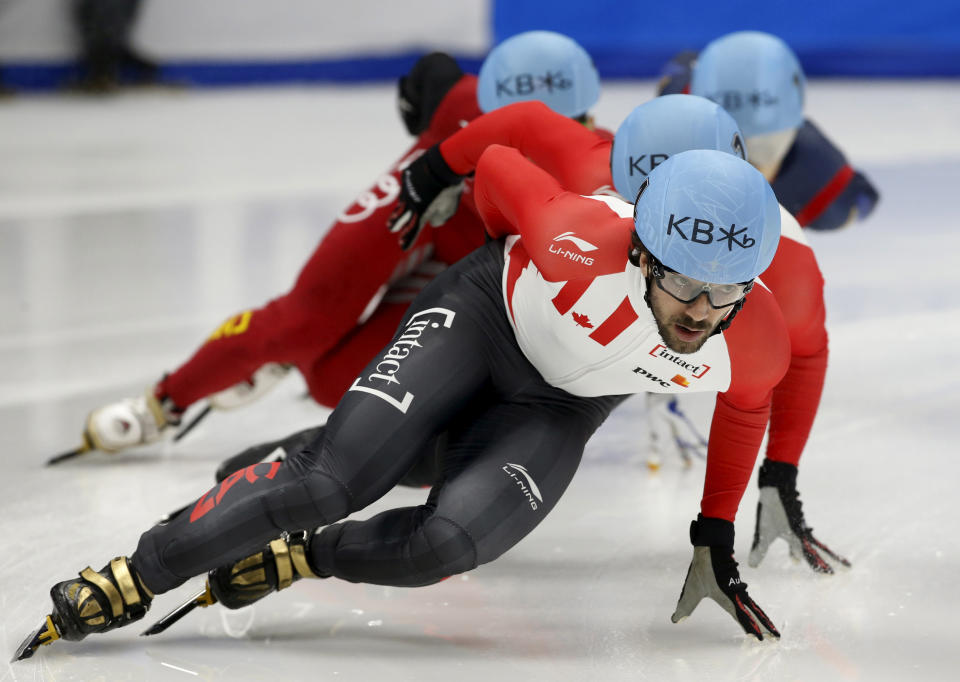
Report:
13,557,152,661
82,390,181,455
208,363,292,411
169,364,294,444
143,531,323,636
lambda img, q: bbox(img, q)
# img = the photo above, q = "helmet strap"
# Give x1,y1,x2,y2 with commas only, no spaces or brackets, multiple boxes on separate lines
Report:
711,295,748,336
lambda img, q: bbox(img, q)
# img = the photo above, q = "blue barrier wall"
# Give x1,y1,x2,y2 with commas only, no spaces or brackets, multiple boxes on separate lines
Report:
1,0,958,90
493,0,960,77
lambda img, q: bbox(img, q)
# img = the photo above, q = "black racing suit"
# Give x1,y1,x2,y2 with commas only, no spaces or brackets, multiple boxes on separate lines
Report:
133,241,625,592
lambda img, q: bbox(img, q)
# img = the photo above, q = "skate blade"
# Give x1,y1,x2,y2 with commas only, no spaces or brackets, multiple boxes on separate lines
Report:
173,405,212,443
141,585,216,636
45,434,93,466
12,615,60,662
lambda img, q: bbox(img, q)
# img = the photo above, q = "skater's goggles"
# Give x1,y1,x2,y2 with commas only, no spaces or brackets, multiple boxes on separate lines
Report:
650,256,753,309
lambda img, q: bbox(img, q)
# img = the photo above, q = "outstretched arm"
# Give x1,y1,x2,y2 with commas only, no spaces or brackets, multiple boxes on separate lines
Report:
474,145,630,281
440,100,611,194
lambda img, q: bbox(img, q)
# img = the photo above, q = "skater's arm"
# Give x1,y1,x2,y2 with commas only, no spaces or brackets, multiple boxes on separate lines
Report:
474,145,630,281
439,101,611,193
700,286,790,521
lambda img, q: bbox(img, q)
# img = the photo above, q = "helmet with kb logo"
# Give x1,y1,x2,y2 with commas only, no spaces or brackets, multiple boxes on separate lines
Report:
691,31,805,138
477,30,600,118
611,94,746,204
633,149,780,285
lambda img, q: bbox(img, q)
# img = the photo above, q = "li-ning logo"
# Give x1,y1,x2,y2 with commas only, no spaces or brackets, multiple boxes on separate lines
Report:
627,154,669,177
502,463,543,510
666,214,756,250
496,71,572,97
549,231,597,265
347,307,455,412
649,344,711,380
553,231,597,251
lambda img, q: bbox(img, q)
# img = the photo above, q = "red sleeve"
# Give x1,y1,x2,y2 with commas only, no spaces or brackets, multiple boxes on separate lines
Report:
440,101,613,195
760,239,826,356
758,238,829,468
474,145,631,282
700,285,791,521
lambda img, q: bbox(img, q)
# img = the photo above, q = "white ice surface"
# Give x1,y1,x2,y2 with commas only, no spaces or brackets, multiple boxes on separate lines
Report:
1,80,959,681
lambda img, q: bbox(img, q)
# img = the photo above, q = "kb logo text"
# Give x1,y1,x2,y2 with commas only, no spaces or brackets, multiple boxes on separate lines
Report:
627,154,669,177
707,90,780,111
497,71,572,97
666,214,756,250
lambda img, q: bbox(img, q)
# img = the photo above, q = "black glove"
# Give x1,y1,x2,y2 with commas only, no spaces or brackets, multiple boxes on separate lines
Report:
749,459,851,573
671,515,780,641
388,144,464,250
397,53,464,136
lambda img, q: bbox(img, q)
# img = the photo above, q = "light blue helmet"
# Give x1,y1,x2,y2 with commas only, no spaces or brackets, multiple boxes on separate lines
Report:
611,95,746,203
477,30,600,118
633,150,780,284
691,31,805,138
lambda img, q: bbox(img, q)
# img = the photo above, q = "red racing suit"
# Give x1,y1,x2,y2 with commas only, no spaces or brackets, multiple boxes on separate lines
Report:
437,100,827,468
473,144,791,520
157,75,486,409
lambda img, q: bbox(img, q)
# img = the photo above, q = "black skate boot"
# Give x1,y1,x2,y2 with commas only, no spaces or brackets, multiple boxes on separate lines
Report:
13,557,153,660
209,531,323,609
142,531,325,636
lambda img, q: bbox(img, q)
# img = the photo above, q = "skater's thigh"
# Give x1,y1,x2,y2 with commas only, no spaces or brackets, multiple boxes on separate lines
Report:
316,304,493,508
304,302,409,408
433,399,601,566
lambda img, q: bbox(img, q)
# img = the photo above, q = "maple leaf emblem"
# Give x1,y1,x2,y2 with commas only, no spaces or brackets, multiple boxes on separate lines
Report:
572,312,594,328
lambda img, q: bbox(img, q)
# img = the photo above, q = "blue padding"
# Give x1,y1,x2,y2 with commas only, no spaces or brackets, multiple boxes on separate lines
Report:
0,54,486,91
492,0,960,77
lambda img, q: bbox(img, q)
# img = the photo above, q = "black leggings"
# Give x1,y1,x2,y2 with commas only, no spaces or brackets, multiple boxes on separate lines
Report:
213,424,443,488
133,242,623,592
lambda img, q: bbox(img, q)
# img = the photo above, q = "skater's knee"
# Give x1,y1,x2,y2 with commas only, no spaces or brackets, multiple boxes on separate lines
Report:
413,515,478,576
266,460,356,531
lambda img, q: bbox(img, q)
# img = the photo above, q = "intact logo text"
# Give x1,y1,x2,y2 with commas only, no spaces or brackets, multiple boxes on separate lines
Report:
347,307,455,412
649,344,711,387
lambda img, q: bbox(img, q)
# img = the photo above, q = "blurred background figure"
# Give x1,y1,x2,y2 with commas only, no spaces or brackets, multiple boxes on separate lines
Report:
71,0,158,92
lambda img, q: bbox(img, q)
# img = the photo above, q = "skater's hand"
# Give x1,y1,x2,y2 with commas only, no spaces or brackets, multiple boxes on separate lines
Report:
671,516,780,641
748,460,851,574
388,145,464,250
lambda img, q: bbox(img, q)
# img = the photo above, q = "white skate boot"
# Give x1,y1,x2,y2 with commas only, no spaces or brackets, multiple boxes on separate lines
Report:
84,391,179,453
208,363,291,410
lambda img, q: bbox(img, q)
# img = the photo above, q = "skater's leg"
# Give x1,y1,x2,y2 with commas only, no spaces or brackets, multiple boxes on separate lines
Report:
132,288,496,594
309,393,620,586
304,301,410,407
